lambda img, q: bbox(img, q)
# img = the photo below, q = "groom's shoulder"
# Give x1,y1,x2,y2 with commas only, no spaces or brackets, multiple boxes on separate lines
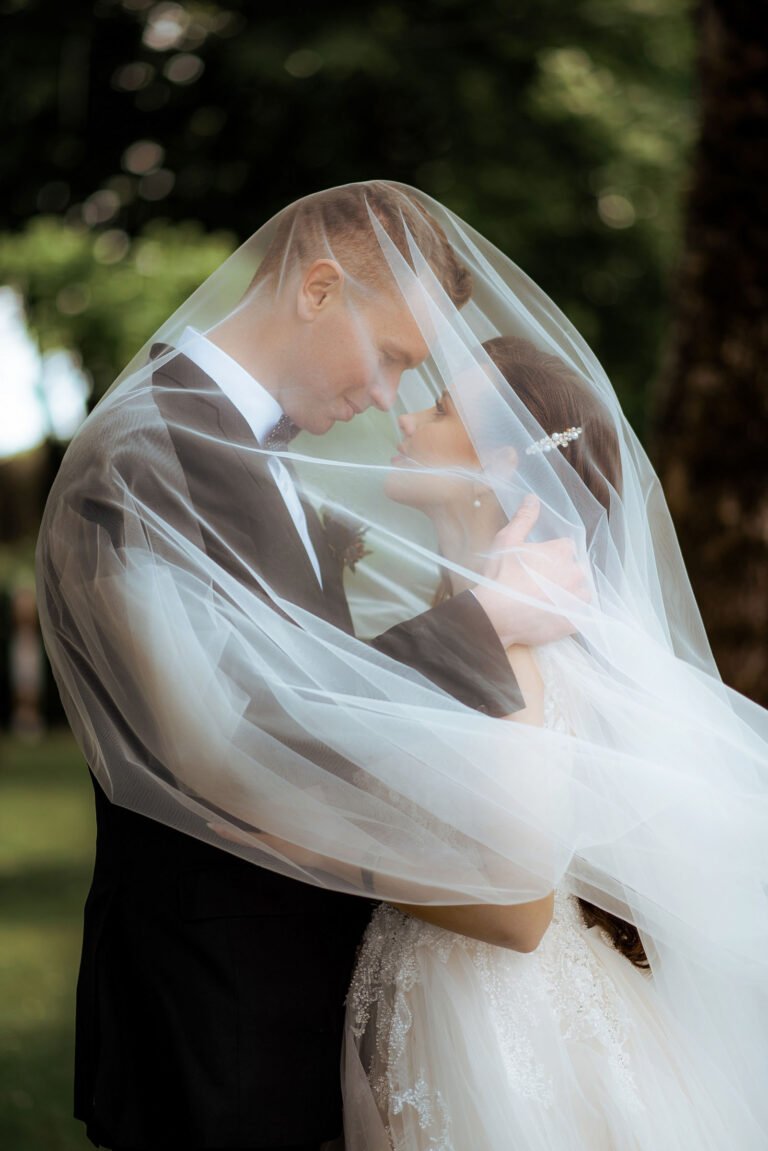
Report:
149,341,171,361
149,342,213,393
148,342,230,433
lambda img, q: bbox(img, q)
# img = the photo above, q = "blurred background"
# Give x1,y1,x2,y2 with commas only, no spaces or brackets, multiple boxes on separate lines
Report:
1,1,765,1147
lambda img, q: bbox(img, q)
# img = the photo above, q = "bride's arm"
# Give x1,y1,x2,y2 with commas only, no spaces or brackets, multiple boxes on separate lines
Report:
391,644,554,953
390,891,555,953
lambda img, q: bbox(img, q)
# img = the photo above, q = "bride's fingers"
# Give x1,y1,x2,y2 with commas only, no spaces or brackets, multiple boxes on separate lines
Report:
496,495,541,547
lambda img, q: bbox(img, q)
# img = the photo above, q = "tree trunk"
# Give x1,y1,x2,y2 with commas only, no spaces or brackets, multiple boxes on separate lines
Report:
652,1,768,705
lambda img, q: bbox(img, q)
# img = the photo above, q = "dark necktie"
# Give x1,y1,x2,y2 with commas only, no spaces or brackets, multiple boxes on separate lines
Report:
264,414,301,450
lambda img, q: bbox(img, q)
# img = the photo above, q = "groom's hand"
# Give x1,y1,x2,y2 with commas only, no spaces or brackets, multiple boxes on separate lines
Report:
471,495,590,648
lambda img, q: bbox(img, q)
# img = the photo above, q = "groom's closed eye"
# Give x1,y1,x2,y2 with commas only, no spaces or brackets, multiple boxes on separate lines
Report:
383,343,416,369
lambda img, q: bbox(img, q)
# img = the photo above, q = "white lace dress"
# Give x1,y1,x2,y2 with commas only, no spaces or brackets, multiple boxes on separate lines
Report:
341,659,750,1151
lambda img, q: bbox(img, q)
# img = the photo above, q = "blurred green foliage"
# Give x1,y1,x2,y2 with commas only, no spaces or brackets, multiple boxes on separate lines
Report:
0,733,94,1150
1,0,695,429
0,219,235,399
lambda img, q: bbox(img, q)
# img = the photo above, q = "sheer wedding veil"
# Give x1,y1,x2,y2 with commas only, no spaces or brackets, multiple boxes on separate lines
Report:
37,180,767,1133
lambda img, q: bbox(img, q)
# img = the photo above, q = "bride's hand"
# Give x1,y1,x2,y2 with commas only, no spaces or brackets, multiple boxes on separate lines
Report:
471,495,590,648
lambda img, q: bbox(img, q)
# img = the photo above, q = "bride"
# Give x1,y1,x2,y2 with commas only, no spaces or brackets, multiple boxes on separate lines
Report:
342,335,765,1150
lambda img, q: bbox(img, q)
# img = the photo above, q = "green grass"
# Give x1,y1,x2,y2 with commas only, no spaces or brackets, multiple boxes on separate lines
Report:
0,732,95,1151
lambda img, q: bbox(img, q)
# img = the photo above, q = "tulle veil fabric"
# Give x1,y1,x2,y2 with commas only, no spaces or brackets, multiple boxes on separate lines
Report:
36,181,768,1137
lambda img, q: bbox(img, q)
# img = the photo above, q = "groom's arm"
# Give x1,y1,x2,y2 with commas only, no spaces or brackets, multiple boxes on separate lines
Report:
370,591,523,717
152,352,521,719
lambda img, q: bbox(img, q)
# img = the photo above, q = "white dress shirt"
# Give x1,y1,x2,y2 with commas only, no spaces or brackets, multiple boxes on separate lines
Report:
179,327,323,587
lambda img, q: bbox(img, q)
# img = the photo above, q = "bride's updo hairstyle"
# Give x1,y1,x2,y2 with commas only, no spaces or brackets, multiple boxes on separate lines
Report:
483,336,647,969
482,335,622,514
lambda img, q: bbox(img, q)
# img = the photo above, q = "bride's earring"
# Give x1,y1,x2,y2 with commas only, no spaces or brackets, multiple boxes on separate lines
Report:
472,496,482,509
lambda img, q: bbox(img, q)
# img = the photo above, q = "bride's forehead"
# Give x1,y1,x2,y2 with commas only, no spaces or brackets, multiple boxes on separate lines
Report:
446,362,494,396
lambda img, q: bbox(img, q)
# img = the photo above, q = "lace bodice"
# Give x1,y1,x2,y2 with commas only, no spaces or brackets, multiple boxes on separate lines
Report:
346,654,646,1148
348,888,645,1120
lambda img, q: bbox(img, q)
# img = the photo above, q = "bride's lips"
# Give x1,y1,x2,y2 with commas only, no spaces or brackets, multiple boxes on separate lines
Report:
391,442,414,464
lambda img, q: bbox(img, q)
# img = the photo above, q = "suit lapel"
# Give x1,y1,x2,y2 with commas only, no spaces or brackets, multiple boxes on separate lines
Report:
294,484,354,634
150,344,337,624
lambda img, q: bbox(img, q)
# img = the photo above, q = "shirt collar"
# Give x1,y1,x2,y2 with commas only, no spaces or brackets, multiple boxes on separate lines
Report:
179,326,283,445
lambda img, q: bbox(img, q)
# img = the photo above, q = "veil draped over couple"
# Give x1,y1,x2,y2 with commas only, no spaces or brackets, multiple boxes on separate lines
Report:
37,181,768,1151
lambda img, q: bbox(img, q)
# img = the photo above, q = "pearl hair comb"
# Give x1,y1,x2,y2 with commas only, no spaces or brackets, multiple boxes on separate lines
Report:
525,426,583,455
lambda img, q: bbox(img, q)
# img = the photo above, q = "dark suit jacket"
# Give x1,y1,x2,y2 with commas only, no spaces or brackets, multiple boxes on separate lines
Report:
71,347,521,1148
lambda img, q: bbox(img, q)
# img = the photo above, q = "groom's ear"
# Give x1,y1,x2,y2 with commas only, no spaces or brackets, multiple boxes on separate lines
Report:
297,259,345,321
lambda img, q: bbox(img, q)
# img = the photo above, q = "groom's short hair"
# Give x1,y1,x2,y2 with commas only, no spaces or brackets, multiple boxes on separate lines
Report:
252,181,472,307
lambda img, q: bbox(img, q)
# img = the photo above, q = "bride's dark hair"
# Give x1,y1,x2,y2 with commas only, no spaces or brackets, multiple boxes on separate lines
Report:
438,334,648,970
482,335,621,515
487,335,649,969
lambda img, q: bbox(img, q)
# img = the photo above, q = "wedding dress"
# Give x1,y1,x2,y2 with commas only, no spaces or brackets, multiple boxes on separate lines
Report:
342,649,759,1151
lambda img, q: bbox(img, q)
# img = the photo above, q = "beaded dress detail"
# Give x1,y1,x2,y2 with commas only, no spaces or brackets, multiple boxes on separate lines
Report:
343,650,736,1151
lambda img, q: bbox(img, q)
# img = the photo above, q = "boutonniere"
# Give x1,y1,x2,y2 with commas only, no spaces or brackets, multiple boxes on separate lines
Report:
320,507,372,574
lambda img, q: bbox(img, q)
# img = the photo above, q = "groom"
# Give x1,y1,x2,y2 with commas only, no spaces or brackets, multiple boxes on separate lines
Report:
67,183,585,1150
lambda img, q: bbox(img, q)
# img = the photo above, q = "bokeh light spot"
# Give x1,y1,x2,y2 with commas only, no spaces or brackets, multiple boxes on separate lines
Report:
122,140,165,175
284,49,323,78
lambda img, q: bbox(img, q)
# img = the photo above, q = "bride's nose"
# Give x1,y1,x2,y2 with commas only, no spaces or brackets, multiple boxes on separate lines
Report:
398,412,416,437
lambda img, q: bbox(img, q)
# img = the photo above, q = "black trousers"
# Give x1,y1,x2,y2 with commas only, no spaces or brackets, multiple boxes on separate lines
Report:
110,1145,323,1150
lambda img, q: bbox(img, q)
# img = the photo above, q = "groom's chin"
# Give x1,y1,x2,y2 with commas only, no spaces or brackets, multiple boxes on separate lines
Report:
305,413,339,435
292,399,366,435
